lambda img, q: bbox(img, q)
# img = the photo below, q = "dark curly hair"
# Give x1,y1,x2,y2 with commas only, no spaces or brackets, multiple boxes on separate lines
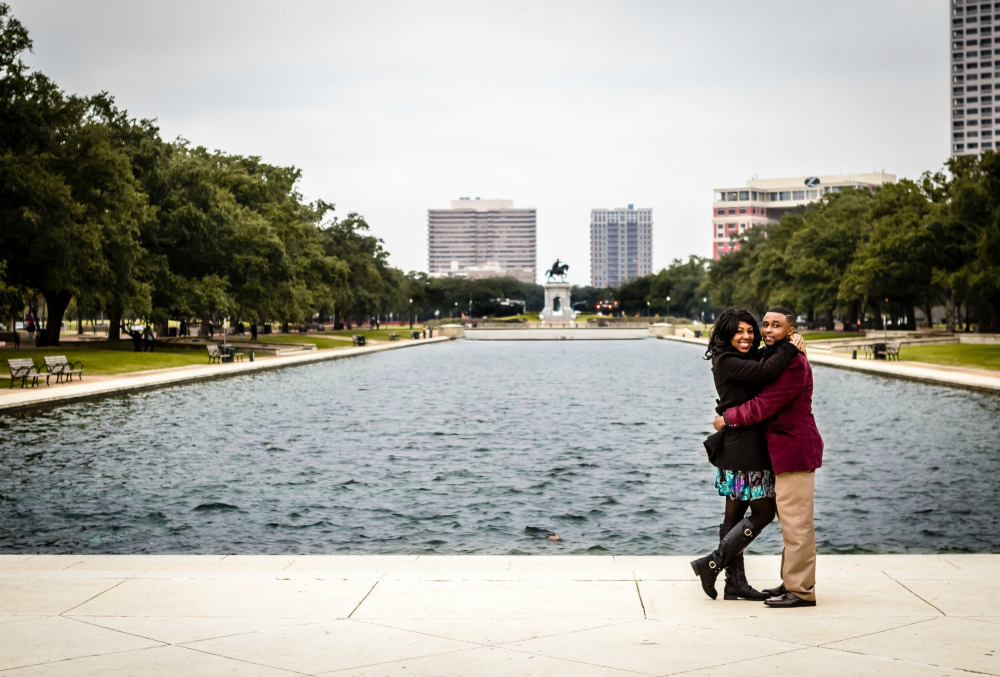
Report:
704,308,761,360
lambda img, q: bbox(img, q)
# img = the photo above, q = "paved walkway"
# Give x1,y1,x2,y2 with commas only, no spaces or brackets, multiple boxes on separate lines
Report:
0,554,995,675
660,335,1000,394
0,338,449,414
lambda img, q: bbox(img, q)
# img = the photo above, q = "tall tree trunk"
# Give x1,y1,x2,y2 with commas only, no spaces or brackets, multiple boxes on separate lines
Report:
870,299,883,330
825,308,834,331
806,308,815,329
904,299,917,331
923,303,934,329
108,302,123,340
940,292,957,333
848,299,860,330
988,295,1000,331
41,290,72,347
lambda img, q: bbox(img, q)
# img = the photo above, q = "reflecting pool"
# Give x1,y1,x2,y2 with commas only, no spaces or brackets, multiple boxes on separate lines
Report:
2,340,998,555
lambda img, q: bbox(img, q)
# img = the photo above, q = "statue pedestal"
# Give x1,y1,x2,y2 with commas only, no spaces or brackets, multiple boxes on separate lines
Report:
539,283,574,322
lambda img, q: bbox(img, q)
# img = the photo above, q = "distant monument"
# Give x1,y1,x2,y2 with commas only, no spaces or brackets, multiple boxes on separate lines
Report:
540,260,574,322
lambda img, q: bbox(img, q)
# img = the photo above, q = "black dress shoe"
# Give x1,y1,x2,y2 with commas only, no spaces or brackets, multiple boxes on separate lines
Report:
764,592,816,608
761,584,786,597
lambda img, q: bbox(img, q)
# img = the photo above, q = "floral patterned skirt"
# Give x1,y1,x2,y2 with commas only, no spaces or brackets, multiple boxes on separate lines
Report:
715,469,775,501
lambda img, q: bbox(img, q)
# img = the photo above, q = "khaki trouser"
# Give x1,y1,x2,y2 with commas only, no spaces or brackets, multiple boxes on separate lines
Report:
775,470,816,602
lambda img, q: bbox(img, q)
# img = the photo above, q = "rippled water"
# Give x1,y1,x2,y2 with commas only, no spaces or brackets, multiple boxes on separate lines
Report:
2,340,998,555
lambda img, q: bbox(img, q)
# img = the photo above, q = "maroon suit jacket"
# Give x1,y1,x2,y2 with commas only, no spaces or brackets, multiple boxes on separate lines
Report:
724,352,824,474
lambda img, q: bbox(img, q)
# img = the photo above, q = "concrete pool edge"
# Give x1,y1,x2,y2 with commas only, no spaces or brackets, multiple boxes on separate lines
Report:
0,336,451,415
658,335,1000,395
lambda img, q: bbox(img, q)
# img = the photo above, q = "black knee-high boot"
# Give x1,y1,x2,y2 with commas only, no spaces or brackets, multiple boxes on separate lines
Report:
690,518,762,600
719,523,769,601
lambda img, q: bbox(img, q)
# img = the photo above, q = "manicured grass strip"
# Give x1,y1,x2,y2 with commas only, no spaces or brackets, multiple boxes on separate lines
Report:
0,345,206,376
260,328,426,346
899,344,1000,371
800,332,867,341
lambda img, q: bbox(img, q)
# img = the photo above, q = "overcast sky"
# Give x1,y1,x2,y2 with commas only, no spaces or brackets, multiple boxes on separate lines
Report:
12,0,947,286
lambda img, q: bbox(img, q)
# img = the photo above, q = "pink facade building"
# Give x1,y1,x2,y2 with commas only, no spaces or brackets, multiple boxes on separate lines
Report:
711,173,895,260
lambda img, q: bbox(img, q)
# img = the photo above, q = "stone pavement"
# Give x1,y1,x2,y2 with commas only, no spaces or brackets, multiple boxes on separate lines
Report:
0,554,996,676
0,337,449,414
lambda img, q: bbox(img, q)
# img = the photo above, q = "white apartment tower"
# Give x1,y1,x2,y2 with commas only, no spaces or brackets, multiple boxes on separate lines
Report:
427,198,536,284
951,0,1000,155
590,205,653,287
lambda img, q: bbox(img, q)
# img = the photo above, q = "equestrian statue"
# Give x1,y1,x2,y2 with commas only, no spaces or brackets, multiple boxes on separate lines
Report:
545,259,569,282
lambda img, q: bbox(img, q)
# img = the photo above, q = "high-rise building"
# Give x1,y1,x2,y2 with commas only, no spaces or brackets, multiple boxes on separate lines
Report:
951,1,998,156
590,204,653,287
427,198,536,284
711,173,895,260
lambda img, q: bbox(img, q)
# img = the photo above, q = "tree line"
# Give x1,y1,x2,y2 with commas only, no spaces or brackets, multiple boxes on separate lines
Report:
0,6,407,345
704,155,1000,332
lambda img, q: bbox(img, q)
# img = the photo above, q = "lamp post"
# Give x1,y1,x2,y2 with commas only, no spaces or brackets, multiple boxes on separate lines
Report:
409,298,413,330
701,296,707,324
666,295,671,320
646,301,650,317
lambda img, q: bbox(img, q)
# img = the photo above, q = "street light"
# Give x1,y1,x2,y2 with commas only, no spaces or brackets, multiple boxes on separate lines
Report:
409,298,413,329
646,301,650,317
666,296,671,319
701,296,707,323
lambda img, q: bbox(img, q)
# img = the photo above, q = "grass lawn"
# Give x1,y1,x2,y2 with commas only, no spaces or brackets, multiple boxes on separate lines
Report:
261,327,425,346
491,314,540,322
899,344,1000,371
801,332,867,341
1,344,206,376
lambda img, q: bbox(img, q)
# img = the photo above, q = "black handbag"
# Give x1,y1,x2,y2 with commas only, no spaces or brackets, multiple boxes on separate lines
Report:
704,428,725,466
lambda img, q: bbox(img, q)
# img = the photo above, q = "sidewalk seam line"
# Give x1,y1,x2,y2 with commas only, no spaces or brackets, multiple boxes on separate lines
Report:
890,579,947,616
347,580,379,619
58,579,127,616
634,577,647,619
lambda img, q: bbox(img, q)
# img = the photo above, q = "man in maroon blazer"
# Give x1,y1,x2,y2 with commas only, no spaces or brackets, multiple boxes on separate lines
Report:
713,306,824,608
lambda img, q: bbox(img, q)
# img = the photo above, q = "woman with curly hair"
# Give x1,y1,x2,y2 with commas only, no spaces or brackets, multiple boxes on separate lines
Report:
690,307,804,600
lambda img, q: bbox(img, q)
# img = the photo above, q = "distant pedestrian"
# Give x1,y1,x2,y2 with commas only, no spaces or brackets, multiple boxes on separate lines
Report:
250,323,257,341
180,319,187,337
125,325,142,352
142,325,156,352
238,322,245,341
208,322,214,339
25,317,35,337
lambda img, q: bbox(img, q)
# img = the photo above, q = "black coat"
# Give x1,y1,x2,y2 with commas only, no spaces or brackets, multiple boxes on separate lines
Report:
708,341,798,471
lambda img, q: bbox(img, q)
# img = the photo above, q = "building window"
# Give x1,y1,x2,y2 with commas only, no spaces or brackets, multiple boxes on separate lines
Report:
716,208,725,215
779,191,791,201
970,142,981,148
738,207,747,214
985,141,994,147
738,191,749,200
955,143,966,151
728,208,735,215
956,132,967,139
793,190,805,200
806,190,818,199
751,191,758,199
769,192,777,201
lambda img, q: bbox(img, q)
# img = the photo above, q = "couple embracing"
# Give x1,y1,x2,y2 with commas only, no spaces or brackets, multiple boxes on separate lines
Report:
690,307,824,608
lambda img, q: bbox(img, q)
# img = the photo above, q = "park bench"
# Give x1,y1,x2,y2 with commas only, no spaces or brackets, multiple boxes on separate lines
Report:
207,345,222,364
0,331,20,349
388,333,399,341
43,356,84,383
352,335,366,346
6,358,43,389
886,340,902,361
